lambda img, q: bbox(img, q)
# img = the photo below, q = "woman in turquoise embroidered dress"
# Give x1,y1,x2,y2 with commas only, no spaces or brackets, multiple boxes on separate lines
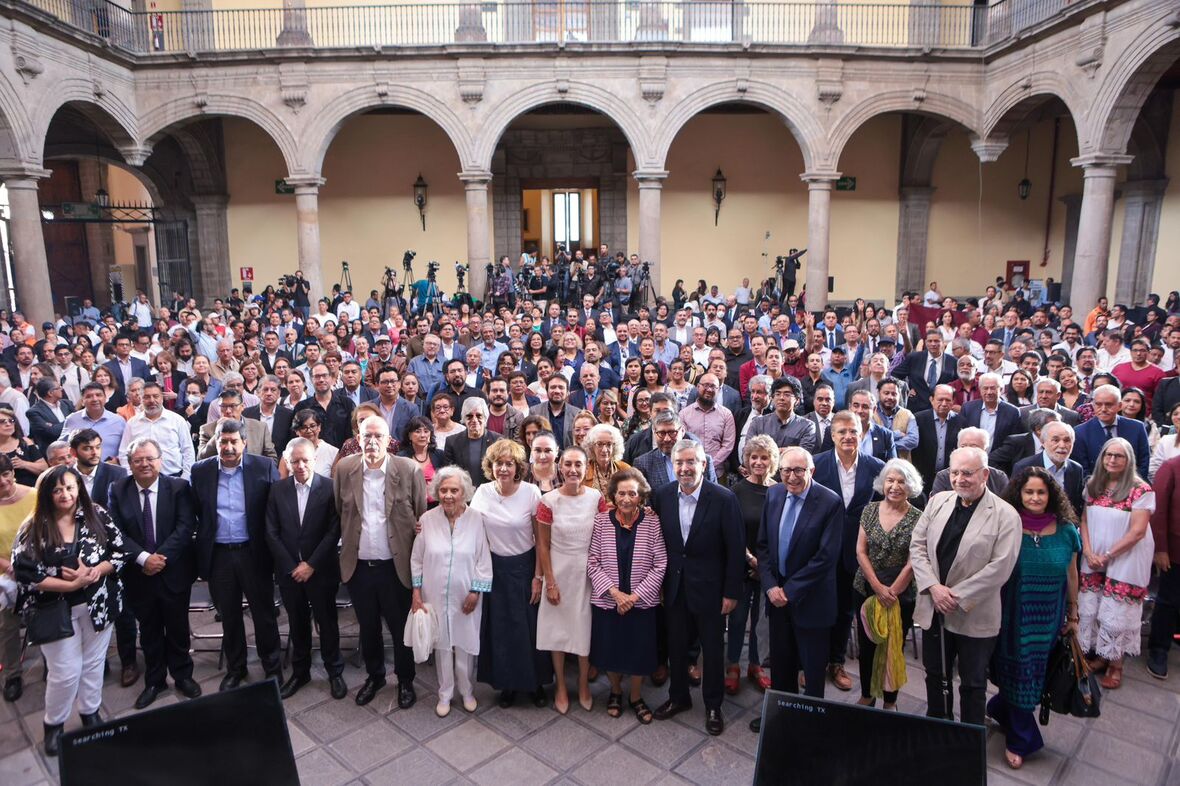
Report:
989,466,1080,771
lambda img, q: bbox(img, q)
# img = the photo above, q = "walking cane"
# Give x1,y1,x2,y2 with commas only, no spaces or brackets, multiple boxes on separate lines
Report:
936,613,952,718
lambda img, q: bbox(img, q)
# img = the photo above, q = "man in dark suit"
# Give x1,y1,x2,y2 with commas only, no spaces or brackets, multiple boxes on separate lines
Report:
1071,383,1151,479
265,438,346,701
442,398,502,485
651,440,744,736
527,374,583,448
749,446,843,733
1018,377,1081,428
109,437,201,709
1013,420,1086,516
1152,375,1180,429
103,334,150,393
293,362,355,448
803,383,837,455
27,379,73,454
960,373,1023,451
811,414,885,692
244,375,295,457
896,330,956,413
848,388,895,462
912,385,962,492
259,331,292,375
191,420,283,691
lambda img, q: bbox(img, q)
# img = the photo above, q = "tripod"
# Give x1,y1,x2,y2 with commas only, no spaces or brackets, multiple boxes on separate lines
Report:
339,261,353,292
633,262,658,313
423,274,445,319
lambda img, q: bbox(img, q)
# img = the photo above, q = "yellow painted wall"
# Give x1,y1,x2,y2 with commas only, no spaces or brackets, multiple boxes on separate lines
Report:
1150,92,1180,300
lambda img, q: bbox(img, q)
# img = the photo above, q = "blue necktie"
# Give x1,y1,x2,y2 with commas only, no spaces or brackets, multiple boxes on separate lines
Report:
778,493,800,577
926,357,939,389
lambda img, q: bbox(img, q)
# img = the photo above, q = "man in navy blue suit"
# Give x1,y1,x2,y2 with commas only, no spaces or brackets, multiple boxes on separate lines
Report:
896,329,956,413
848,389,896,462
103,334,150,393
811,412,885,692
749,446,843,733
1071,384,1150,479
651,440,745,737
191,420,283,691
960,373,1022,452
1013,420,1086,516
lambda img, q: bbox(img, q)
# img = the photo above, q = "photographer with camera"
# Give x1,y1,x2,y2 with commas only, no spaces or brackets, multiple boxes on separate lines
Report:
525,260,549,311
488,256,515,312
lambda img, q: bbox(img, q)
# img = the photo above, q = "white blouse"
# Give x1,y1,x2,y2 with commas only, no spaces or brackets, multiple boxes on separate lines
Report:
470,481,542,556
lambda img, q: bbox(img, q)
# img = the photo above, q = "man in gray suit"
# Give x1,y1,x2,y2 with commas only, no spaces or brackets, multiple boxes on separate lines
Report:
1019,377,1081,427
197,391,278,461
632,411,717,487
528,374,583,448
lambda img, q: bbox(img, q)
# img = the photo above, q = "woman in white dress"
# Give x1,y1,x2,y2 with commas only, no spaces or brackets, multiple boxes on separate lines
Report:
1149,401,1180,481
411,466,493,717
536,446,605,714
470,439,550,708
1078,437,1155,690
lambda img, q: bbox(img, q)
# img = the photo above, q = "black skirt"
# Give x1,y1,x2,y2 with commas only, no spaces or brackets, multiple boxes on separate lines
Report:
477,549,553,691
590,605,658,676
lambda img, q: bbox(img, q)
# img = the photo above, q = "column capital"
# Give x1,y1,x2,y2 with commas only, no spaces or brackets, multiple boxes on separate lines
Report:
285,175,326,191
1070,153,1133,172
0,164,51,184
633,169,669,186
459,170,492,187
969,135,1008,163
800,171,840,186
118,144,154,168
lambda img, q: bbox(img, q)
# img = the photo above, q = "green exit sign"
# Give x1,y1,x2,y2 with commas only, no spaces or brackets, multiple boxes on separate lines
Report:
274,179,295,195
836,176,856,191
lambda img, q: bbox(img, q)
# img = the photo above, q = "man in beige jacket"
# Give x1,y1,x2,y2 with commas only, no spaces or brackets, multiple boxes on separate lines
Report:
910,445,1021,725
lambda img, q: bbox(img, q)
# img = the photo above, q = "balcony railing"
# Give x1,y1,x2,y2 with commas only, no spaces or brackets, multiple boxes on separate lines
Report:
17,0,1081,55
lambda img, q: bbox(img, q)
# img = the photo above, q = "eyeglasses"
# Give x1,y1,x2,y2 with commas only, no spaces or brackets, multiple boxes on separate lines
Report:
781,467,810,476
296,422,319,430
949,468,983,478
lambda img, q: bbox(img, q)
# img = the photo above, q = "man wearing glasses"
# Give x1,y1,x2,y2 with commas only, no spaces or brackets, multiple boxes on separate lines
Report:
197,391,277,461
293,362,355,448
910,446,1021,725
746,376,818,453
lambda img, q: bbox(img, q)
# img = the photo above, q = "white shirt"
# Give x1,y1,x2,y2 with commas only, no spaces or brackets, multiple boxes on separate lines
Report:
677,483,702,545
979,405,998,442
336,300,361,322
836,456,858,507
470,481,542,556
117,409,196,480
358,457,393,560
295,479,311,525
134,478,161,565
1096,347,1131,372
78,466,97,498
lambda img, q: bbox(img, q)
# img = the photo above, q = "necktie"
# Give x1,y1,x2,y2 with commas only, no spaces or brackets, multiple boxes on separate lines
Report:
926,357,939,389
828,331,836,349
778,494,800,576
1105,424,1114,441
142,488,156,553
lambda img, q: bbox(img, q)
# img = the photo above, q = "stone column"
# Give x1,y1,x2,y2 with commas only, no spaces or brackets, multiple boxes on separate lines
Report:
1068,155,1130,315
1,168,55,328
461,171,492,300
189,194,232,307
803,173,838,311
634,170,667,297
1058,193,1082,305
895,185,934,299
1114,179,1168,306
286,176,326,306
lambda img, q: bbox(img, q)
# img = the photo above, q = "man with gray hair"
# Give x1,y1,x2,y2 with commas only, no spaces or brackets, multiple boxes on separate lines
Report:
910,446,1021,725
1014,419,1085,514
205,371,260,422
44,440,71,467
1020,376,1081,428
931,427,1009,496
443,396,500,486
1072,383,1150,478
989,407,1061,477
265,437,346,701
633,411,718,488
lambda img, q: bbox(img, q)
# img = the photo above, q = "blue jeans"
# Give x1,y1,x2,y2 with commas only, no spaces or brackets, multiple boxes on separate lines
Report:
726,578,762,665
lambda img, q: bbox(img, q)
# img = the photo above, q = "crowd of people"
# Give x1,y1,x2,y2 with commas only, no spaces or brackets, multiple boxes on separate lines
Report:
0,260,1178,772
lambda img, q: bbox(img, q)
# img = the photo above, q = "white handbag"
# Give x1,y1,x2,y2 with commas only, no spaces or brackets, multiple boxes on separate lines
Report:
402,604,438,663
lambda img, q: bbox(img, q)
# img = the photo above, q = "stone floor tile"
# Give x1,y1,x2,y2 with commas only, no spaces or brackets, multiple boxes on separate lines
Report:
477,705,559,741
425,719,513,773
297,696,378,743
363,747,459,786
1073,731,1165,785
569,699,640,741
619,716,707,769
672,740,756,785
287,719,318,757
1057,761,1153,786
985,731,1066,786
297,748,355,786
0,718,31,759
1103,676,1180,722
329,719,413,772
568,743,662,786
520,716,609,771
0,748,46,786
385,697,466,741
468,747,558,786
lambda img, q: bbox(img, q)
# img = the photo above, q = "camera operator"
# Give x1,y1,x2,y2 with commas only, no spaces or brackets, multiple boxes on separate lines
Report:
284,271,310,321
582,262,604,307
614,260,634,314
525,260,549,311
489,256,515,311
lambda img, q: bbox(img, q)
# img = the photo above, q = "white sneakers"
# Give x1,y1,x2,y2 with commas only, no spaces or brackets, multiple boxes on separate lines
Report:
462,694,478,713
435,701,451,717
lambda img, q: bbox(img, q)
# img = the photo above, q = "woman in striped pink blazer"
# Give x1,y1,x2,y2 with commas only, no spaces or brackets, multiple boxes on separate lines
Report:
587,467,667,724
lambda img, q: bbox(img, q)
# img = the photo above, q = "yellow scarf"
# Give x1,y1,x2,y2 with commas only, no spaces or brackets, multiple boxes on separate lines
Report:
860,595,907,698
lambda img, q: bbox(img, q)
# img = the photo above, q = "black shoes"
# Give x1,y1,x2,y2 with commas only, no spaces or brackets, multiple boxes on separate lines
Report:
329,675,348,700
653,699,692,721
280,674,312,699
532,687,548,708
120,662,141,688
2,676,21,702
705,708,724,736
219,672,246,692
43,723,64,757
135,684,166,709
398,682,417,709
175,677,202,699
80,710,103,728
749,716,762,733
1147,650,1169,680
498,690,516,708
356,676,385,706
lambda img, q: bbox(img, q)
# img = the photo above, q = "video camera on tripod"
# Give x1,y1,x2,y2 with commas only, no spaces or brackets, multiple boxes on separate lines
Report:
773,248,806,272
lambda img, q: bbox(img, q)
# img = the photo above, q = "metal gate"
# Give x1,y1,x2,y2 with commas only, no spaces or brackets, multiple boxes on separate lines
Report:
154,220,193,306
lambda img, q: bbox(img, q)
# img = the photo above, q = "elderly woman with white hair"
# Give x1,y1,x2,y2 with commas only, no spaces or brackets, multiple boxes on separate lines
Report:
411,466,492,717
853,457,925,708
582,423,630,497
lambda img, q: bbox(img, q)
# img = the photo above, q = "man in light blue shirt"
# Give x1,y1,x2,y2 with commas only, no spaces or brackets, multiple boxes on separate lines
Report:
63,383,126,461
215,462,248,543
476,322,508,373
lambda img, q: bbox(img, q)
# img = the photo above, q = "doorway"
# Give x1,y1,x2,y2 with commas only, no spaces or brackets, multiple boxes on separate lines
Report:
521,184,598,262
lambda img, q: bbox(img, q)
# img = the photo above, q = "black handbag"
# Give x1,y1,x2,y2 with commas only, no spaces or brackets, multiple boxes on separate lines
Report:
1039,632,1101,725
22,595,75,646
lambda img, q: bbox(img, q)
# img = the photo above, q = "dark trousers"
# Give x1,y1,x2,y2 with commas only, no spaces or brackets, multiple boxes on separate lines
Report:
921,618,994,726
347,560,415,683
766,603,827,698
278,573,344,679
209,545,282,677
726,578,762,665
853,591,914,702
114,603,138,667
828,562,855,665
666,590,724,710
127,580,194,688
1148,565,1180,655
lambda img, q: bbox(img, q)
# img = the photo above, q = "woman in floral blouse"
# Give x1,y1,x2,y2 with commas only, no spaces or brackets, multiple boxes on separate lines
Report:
11,466,126,756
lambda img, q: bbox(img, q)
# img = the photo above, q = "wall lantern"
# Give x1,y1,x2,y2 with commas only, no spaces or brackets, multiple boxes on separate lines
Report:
712,168,727,226
94,187,110,207
413,173,428,230
1018,129,1031,200
1017,177,1031,200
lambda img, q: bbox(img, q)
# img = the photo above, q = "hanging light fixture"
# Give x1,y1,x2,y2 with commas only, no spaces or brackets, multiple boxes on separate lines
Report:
712,168,727,226
413,173,428,230
1018,128,1032,200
